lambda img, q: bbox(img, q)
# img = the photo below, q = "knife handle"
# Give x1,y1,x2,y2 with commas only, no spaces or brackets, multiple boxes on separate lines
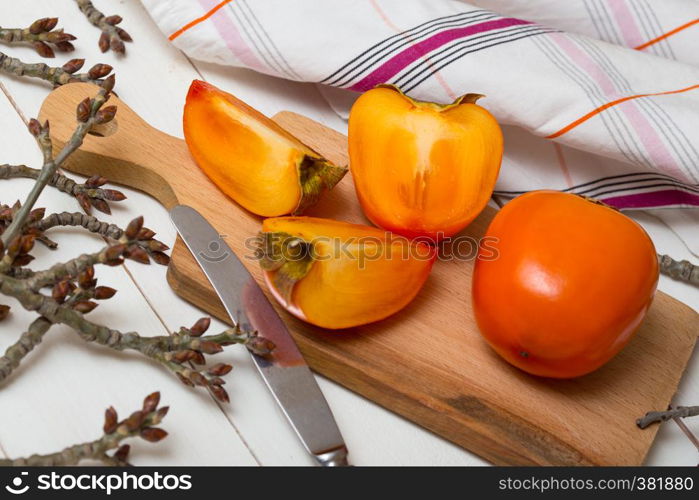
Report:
316,446,350,467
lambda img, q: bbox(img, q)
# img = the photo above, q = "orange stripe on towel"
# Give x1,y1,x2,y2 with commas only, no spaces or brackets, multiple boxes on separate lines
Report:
634,18,698,50
546,84,699,139
169,0,234,41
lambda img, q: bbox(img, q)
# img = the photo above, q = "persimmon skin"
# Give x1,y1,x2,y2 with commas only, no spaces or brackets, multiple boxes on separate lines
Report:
472,191,658,378
348,85,503,242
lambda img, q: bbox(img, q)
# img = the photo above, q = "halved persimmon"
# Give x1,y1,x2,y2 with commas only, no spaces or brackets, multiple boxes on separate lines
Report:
258,217,436,329
349,85,503,241
184,80,346,217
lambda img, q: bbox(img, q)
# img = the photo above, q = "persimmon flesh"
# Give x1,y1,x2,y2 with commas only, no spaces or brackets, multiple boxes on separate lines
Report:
259,217,436,329
183,80,346,217
349,85,503,241
472,191,659,378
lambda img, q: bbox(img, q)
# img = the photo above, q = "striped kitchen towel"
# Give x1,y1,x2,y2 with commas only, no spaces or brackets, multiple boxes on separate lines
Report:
141,0,699,236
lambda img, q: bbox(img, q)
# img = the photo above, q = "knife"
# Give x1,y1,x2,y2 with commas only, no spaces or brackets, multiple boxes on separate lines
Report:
170,205,349,466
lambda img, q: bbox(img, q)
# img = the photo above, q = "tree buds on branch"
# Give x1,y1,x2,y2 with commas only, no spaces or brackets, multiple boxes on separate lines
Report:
0,20,276,466
0,53,116,88
74,0,132,54
0,392,169,466
0,17,76,57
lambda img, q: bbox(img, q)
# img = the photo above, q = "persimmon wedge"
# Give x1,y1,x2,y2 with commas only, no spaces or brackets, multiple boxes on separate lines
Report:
258,217,436,329
472,191,659,378
349,84,503,241
184,80,346,217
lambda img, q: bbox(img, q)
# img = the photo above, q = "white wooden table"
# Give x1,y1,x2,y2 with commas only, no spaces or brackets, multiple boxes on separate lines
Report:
0,1,696,466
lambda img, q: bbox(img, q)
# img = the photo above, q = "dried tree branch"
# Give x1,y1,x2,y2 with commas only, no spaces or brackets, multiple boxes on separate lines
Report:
0,18,76,58
34,211,124,239
23,215,169,288
637,405,699,429
74,0,132,54
0,76,272,398
0,213,273,398
1,77,115,248
4,268,33,279
0,317,51,382
0,269,271,401
33,213,169,268
0,28,273,465
0,52,113,88
0,392,168,466
658,254,699,287
1,165,126,215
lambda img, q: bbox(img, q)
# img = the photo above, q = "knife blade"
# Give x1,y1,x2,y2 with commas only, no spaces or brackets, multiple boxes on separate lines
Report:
169,205,349,466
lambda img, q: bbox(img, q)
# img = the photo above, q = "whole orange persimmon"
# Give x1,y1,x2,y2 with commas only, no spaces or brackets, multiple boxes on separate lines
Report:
472,191,659,378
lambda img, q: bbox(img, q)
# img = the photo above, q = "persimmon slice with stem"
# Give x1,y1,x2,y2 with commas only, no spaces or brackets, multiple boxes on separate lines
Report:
184,80,346,217
258,217,436,329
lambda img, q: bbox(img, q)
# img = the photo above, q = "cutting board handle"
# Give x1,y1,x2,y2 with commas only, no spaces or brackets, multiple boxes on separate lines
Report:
38,83,211,210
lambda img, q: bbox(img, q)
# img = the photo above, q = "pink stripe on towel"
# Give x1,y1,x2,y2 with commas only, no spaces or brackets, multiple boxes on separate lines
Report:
606,0,645,48
349,17,531,91
602,189,699,208
197,0,268,73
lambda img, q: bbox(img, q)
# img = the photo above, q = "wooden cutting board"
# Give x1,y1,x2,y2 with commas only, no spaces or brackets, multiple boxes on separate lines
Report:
39,83,698,465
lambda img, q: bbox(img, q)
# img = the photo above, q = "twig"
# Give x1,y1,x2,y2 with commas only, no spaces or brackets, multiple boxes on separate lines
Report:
0,52,113,87
0,392,168,466
74,0,132,54
0,317,51,382
0,165,126,215
36,213,170,266
0,66,274,462
0,24,263,465
0,18,76,57
637,405,699,429
658,254,699,287
34,212,123,239
4,268,34,279
0,271,270,401
0,211,256,392
22,227,142,290
1,78,115,248
28,215,170,282
0,219,273,401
